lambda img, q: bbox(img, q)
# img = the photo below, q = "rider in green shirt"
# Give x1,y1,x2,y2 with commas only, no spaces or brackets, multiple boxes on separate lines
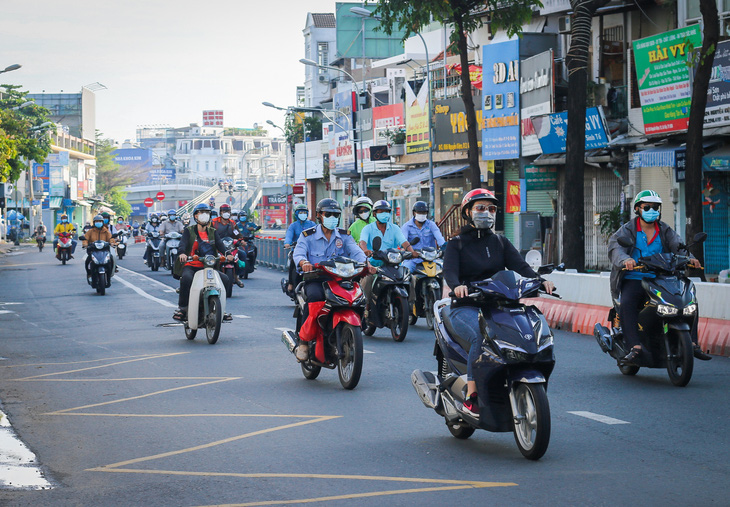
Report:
347,196,375,243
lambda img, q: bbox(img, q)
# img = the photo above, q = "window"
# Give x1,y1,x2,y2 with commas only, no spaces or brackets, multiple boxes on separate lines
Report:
196,161,200,170
205,161,209,171
317,42,329,72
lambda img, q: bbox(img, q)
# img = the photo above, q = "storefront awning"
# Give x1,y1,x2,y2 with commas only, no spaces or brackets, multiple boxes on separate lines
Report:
74,200,92,207
632,144,684,168
703,145,730,171
49,197,63,209
380,164,468,190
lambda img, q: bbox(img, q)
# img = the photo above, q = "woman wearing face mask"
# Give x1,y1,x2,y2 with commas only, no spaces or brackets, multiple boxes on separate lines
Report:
608,190,708,364
443,189,554,416
348,196,375,243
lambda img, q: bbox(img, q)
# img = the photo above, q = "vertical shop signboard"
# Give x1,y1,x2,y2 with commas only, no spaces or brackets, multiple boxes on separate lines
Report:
405,77,430,154
482,39,520,160
506,180,521,213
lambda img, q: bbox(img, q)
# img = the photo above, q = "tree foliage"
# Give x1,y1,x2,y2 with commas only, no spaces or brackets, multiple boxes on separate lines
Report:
284,115,323,147
94,131,137,217
0,85,52,183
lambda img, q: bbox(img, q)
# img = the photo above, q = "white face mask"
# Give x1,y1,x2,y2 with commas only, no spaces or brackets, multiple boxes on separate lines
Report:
358,211,370,221
415,213,427,223
222,212,231,219
197,213,211,224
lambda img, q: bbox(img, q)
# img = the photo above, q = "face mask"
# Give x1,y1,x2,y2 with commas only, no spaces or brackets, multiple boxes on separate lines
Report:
169,215,176,221
222,213,231,220
376,213,390,224
415,213,427,223
231,215,238,222
358,211,370,221
94,222,103,229
298,212,308,221
103,219,109,224
197,213,211,224
641,208,660,223
62,219,68,223
472,211,495,229
322,216,340,230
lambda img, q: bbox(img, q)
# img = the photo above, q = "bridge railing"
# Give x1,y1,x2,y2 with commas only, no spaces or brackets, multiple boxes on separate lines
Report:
255,235,287,271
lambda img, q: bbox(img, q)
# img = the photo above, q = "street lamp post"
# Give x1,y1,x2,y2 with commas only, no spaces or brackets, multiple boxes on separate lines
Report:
300,58,365,197
0,64,21,75
266,120,291,227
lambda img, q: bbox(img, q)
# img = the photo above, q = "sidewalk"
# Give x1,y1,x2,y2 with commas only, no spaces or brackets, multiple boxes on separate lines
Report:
0,241,33,256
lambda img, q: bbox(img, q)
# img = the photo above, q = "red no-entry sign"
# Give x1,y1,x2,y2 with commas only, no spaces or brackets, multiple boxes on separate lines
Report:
144,197,154,207
156,191,165,201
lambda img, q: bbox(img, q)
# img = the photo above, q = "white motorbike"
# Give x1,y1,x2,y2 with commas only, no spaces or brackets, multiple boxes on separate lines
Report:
183,254,227,344
165,231,182,272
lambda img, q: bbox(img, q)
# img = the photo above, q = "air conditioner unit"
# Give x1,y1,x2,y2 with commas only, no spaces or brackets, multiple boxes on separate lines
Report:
318,75,328,82
558,15,571,34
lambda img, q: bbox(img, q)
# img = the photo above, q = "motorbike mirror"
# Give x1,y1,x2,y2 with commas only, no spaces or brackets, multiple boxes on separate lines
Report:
617,237,633,248
372,236,382,251
410,237,420,246
79,235,86,241
537,264,554,275
555,263,566,272
693,232,708,244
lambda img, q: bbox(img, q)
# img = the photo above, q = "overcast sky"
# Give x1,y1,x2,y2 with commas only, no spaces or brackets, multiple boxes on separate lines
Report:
1,0,340,143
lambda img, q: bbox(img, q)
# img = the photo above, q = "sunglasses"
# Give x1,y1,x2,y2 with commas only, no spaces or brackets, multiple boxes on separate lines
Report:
639,204,660,212
322,212,341,218
473,204,497,213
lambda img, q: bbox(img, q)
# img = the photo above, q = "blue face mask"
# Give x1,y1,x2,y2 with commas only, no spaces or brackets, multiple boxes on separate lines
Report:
298,212,308,222
94,222,103,229
322,216,339,230
376,213,390,224
169,215,176,221
103,219,109,224
641,209,660,223
61,219,68,224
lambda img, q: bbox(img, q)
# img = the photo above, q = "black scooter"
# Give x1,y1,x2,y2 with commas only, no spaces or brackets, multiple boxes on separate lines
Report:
593,232,708,387
411,267,558,460
84,239,114,296
362,237,413,341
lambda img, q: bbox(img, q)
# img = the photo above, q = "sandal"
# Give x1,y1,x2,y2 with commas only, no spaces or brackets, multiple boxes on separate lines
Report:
621,346,641,365
295,344,309,362
173,309,186,322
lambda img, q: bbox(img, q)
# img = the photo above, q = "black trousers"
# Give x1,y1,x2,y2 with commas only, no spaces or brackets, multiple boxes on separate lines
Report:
178,265,232,308
288,257,302,289
619,279,645,349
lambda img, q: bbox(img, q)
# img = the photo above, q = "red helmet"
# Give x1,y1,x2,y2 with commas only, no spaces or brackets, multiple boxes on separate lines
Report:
461,189,498,220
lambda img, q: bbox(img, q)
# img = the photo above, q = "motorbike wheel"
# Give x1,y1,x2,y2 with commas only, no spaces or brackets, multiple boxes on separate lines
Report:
301,361,321,380
184,323,196,340
390,295,410,342
205,296,222,344
117,249,124,260
666,329,694,387
61,255,66,265
224,268,234,298
337,324,363,390
447,421,476,440
409,304,418,325
425,287,439,330
96,273,106,296
512,383,551,461
152,257,160,271
618,363,640,376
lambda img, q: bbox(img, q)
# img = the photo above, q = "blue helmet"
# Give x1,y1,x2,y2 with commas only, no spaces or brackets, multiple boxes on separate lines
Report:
167,208,177,216
193,203,210,215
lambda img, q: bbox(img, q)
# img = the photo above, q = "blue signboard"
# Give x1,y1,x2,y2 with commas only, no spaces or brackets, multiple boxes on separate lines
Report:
33,163,49,177
333,91,354,134
532,107,610,154
149,166,176,182
130,203,147,216
482,39,521,160
113,148,153,168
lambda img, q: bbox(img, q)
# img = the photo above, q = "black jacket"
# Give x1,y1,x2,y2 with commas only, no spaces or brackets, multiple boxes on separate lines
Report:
443,225,538,290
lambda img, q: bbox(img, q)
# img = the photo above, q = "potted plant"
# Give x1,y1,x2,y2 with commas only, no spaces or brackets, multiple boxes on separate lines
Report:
385,127,406,156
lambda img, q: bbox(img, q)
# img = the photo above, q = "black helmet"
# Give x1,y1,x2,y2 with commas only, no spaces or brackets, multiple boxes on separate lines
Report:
373,199,391,212
412,201,428,213
316,198,342,214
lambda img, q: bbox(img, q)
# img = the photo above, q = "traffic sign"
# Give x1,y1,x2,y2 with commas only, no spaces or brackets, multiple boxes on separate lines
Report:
226,196,235,205
144,198,154,207
156,191,165,201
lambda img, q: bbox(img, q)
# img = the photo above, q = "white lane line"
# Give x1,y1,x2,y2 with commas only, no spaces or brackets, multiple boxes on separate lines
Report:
363,349,375,354
0,310,15,315
568,411,630,425
115,276,176,308
233,315,251,319
0,409,52,489
117,266,174,291
275,327,291,333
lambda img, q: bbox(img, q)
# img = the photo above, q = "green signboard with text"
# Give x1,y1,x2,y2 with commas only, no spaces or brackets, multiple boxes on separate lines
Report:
525,165,557,191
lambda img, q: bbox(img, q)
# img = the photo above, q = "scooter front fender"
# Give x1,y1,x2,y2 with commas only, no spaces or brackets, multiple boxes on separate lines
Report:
507,370,547,385
666,321,691,331
332,308,362,328
392,285,409,299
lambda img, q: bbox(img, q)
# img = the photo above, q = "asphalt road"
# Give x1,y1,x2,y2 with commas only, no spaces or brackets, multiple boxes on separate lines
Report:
0,242,728,506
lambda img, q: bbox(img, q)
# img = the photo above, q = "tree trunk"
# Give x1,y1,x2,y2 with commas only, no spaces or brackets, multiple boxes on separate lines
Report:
562,0,609,270
685,0,719,265
454,11,482,189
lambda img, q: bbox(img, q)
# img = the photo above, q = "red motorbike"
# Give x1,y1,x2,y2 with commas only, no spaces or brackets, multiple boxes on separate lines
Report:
56,232,74,264
281,256,367,390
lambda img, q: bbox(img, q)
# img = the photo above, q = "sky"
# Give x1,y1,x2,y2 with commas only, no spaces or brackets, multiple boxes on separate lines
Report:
0,0,341,143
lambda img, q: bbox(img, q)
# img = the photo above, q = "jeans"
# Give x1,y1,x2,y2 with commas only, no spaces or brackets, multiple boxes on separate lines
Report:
449,305,483,381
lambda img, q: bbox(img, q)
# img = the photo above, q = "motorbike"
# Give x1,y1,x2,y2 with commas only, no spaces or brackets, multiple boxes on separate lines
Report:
409,243,444,330
362,237,413,342
85,239,114,296
411,267,558,460
115,230,129,260
183,254,226,345
56,232,74,264
35,233,46,252
219,236,240,297
593,232,708,387
239,235,258,279
164,231,182,272
281,256,367,390
280,243,298,302
146,230,163,271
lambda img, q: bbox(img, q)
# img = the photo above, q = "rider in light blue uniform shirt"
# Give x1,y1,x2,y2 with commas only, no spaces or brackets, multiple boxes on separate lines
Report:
284,204,316,247
400,201,445,272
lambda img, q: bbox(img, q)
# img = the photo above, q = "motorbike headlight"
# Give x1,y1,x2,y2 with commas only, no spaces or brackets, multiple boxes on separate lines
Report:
683,304,697,316
334,261,357,278
204,255,217,267
657,304,678,316
387,252,403,264
537,333,554,351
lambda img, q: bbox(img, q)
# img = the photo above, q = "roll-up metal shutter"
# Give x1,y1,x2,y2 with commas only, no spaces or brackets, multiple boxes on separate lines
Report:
584,167,624,270
526,190,556,216
639,165,675,224
503,165,520,243
702,173,729,275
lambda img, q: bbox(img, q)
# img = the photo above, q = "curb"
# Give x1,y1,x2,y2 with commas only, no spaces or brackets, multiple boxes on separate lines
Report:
526,298,729,358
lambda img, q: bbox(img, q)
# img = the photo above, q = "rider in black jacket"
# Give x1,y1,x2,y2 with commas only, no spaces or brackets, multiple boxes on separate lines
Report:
443,189,554,417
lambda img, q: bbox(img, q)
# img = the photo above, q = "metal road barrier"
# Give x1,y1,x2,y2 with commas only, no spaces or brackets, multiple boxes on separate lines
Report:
256,235,287,271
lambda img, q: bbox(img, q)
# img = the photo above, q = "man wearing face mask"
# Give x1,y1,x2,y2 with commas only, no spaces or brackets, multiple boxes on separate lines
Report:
443,189,554,416
400,201,445,273
83,214,116,282
348,196,375,243
211,203,244,287
284,204,316,294
608,190,710,363
159,209,185,268
292,198,369,361
142,214,162,266
53,213,77,259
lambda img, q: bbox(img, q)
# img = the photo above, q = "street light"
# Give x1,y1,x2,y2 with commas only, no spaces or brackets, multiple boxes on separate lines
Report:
300,58,366,197
11,101,35,111
0,64,21,75
266,120,293,227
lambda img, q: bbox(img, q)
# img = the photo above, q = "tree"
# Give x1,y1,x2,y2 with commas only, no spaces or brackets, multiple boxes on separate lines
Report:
0,85,52,183
374,0,540,189
685,0,719,266
94,132,137,217
284,115,323,147
561,0,609,270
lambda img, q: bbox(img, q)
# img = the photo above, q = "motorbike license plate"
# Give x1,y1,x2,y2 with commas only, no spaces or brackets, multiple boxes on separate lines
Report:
206,270,214,280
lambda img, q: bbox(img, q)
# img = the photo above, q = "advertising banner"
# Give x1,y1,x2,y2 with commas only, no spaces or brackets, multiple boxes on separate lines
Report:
448,64,483,89
433,96,483,152
203,110,224,127
506,180,521,213
150,167,176,182
632,25,702,135
372,103,405,145
405,77,430,155
525,165,558,190
295,140,325,181
520,50,553,157
482,39,520,160
531,106,610,154
328,130,355,175
333,91,354,134
706,40,730,128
